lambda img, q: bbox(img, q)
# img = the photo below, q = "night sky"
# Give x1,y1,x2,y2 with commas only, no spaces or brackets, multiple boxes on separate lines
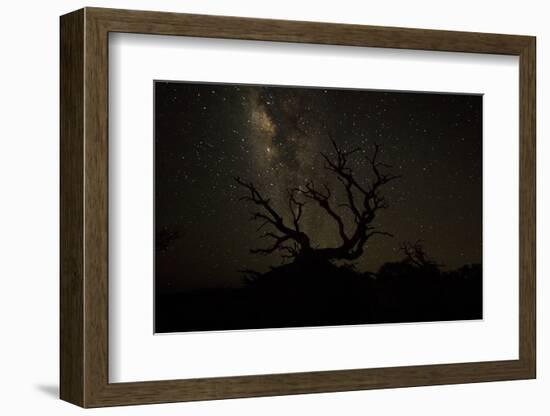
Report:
155,81,482,293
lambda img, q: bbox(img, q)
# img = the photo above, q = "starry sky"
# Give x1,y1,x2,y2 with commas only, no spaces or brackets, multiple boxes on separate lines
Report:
155,81,482,293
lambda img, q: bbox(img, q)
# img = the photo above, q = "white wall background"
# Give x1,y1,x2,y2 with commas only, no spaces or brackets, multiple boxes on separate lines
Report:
0,0,545,414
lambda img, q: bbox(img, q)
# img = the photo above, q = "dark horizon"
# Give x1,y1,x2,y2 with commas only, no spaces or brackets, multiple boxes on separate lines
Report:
155,81,482,294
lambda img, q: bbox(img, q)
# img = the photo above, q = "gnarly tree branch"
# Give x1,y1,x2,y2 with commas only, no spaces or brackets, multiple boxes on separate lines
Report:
250,232,293,255
315,137,400,260
287,189,305,232
236,176,285,227
235,136,399,263
296,181,349,243
235,177,311,257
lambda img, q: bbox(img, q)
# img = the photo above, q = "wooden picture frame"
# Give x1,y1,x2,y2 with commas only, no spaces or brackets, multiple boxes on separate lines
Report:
60,7,536,408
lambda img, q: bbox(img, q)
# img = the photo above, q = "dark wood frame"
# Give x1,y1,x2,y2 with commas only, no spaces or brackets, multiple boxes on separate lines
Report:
60,7,536,408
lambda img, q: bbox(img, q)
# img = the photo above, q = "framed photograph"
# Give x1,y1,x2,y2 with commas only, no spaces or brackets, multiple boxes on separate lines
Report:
60,7,536,407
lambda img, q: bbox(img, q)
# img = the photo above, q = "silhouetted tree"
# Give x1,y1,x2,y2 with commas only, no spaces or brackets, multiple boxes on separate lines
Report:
156,228,182,252
235,138,400,265
399,240,442,269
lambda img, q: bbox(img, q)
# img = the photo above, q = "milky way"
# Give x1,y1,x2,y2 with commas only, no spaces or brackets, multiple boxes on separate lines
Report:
154,81,482,292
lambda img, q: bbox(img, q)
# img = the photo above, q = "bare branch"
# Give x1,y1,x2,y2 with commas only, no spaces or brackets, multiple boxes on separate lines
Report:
312,136,400,260
251,234,292,255
234,135,399,264
235,176,284,225
287,189,305,232
235,177,311,258
298,181,349,243
366,230,394,239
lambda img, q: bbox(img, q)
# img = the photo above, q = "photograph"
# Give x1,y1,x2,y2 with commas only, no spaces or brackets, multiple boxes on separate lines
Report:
154,81,483,333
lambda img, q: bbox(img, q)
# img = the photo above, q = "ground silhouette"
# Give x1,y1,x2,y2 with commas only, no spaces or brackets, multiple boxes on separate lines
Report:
155,248,482,332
